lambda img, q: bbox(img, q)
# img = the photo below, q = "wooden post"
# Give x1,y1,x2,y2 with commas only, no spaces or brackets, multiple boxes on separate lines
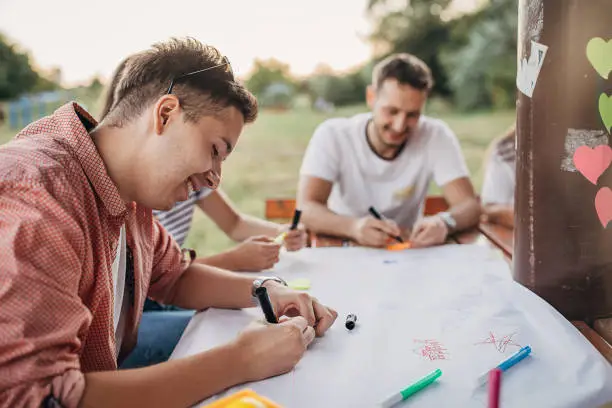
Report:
514,0,612,321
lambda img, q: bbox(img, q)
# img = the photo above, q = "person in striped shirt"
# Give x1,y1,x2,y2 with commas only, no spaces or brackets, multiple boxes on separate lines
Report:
152,188,307,272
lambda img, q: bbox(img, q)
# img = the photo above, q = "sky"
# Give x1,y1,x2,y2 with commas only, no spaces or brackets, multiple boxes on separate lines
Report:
0,0,482,86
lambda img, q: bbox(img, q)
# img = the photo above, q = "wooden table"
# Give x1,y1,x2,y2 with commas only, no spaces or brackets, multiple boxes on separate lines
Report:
173,238,612,407
478,223,513,256
309,223,612,364
458,225,612,364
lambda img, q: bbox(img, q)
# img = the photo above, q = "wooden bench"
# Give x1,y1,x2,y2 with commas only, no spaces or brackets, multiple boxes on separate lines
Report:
265,198,299,223
265,195,450,222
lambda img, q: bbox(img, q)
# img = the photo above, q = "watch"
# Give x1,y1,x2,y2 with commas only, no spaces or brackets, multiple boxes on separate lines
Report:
437,211,457,232
251,276,288,297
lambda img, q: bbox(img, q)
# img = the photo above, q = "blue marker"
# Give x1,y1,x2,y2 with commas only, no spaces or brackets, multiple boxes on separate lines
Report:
475,345,532,386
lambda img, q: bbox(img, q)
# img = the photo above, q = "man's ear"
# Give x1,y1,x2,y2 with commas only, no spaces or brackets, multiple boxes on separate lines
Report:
153,95,181,135
366,85,376,110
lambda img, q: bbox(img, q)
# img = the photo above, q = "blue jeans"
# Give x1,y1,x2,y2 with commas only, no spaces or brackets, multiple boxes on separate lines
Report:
142,297,186,312
119,309,194,369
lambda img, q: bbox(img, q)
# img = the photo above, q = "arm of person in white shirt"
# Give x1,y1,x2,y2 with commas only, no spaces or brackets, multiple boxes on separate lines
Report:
431,122,482,232
441,176,481,232
298,175,401,247
410,177,480,248
410,123,481,248
434,123,481,232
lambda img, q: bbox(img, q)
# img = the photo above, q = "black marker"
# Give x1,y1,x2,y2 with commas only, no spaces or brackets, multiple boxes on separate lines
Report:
290,209,302,230
42,395,63,408
255,286,278,323
345,313,357,330
368,206,403,243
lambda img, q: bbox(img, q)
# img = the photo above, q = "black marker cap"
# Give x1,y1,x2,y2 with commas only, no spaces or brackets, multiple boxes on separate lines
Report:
291,209,302,230
255,286,278,324
345,313,357,330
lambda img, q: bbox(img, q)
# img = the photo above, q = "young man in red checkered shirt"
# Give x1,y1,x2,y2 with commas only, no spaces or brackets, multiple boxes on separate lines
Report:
0,37,337,407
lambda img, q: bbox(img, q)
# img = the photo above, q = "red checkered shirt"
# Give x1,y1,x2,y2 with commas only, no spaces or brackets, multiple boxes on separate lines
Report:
0,103,191,407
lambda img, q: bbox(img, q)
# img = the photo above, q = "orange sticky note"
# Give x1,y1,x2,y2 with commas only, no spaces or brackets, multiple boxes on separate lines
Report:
386,242,412,251
202,389,282,408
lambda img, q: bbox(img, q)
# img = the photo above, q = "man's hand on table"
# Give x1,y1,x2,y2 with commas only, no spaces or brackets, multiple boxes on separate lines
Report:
409,215,449,248
232,316,314,382
265,281,338,336
230,281,338,382
350,216,402,247
280,223,308,251
230,236,281,271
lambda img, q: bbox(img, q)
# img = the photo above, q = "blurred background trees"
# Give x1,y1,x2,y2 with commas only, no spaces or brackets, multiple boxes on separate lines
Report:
1,0,519,116
0,0,519,255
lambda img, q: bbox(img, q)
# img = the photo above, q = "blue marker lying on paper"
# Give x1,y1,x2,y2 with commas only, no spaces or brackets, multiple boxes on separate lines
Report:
476,345,532,386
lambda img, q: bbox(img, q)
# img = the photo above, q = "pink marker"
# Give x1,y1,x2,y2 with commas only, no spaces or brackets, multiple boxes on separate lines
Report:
488,368,502,408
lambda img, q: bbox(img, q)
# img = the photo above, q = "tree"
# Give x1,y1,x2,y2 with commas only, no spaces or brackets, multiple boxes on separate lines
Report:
0,33,58,100
32,75,60,93
245,58,295,96
258,82,294,110
307,68,367,107
88,76,104,94
364,0,519,110
365,0,455,96
439,0,518,110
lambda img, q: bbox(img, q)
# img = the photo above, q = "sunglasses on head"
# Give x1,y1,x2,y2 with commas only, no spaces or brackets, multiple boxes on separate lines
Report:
166,56,233,94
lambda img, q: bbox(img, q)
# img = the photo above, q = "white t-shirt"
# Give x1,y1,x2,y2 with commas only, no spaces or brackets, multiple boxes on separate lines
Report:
111,225,130,356
299,112,469,229
481,150,516,205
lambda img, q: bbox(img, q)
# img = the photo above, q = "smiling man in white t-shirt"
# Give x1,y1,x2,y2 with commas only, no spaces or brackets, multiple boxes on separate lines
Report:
297,53,481,248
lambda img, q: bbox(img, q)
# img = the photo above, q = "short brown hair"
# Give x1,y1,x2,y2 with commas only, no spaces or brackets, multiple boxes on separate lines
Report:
99,37,258,127
372,53,434,92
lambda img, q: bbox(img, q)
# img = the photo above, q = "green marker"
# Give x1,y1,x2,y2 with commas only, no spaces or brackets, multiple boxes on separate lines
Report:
380,368,442,407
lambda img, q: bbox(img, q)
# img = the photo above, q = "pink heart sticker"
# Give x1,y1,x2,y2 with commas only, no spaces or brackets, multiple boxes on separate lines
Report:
595,187,612,227
573,145,612,184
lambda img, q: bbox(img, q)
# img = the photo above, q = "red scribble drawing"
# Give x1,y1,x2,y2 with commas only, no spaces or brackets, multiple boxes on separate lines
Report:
413,339,450,361
475,331,521,353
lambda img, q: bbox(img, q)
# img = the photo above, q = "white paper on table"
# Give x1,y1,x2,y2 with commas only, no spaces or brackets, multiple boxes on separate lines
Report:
171,245,612,408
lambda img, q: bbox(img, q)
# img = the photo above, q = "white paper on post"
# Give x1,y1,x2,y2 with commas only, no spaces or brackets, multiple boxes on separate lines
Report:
517,40,548,97
171,245,612,408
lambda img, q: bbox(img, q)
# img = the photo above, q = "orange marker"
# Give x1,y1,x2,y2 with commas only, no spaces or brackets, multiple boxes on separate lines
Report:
387,242,412,251
203,389,282,408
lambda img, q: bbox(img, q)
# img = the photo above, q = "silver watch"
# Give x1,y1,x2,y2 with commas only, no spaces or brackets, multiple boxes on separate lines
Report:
437,211,457,231
252,276,287,297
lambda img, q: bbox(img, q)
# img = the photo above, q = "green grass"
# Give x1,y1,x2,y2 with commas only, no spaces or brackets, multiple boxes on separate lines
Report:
0,101,516,257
